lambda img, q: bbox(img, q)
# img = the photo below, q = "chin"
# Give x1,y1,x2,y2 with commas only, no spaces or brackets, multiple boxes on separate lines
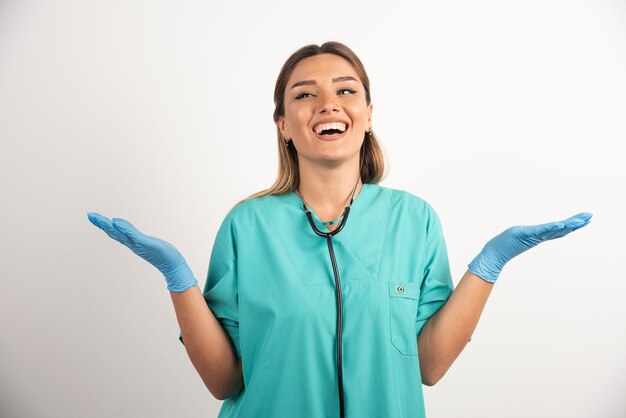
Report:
313,149,361,165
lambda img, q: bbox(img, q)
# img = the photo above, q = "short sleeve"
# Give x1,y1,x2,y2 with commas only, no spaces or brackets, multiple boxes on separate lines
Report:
178,216,242,360
415,206,454,337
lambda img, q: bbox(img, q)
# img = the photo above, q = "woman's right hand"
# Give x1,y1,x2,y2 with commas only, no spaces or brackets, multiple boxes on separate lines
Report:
87,212,198,292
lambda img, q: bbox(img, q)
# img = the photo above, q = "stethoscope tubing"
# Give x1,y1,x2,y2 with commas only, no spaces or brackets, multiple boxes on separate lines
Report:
299,177,359,418
304,207,351,418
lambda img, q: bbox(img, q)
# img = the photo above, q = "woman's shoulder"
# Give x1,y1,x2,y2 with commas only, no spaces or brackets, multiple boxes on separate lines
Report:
373,184,445,238
221,194,265,223
372,183,437,215
220,191,291,225
209,195,268,246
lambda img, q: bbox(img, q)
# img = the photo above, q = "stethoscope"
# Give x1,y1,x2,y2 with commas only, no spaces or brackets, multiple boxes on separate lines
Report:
296,176,360,418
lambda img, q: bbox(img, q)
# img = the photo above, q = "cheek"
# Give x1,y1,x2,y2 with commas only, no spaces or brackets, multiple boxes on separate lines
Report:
290,108,312,131
348,104,369,125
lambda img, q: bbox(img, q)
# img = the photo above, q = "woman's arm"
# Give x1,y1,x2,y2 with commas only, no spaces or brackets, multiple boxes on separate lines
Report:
85,213,243,400
416,211,592,386
417,270,493,386
171,285,244,400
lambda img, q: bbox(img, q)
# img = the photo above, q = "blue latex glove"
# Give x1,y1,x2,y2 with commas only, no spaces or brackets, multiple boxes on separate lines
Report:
468,212,593,283
87,212,198,292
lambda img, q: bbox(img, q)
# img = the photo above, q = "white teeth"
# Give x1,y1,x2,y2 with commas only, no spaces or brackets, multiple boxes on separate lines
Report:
314,122,347,135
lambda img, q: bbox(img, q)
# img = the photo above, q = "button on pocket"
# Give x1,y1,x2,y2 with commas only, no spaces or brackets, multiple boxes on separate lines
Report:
388,281,420,356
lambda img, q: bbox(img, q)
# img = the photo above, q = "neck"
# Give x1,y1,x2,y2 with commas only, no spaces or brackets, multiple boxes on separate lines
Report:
296,158,362,218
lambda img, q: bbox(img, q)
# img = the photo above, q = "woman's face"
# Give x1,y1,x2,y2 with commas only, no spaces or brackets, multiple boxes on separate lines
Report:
277,53,373,167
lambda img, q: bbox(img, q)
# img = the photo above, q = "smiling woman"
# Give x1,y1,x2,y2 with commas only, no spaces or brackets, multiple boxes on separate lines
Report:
242,42,385,204
278,54,371,165
88,41,593,418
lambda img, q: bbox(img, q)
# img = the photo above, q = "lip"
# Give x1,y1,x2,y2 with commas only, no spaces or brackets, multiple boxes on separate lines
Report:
311,118,350,134
313,129,348,141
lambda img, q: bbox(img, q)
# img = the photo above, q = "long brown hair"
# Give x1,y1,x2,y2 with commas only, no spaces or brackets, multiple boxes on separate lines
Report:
236,41,386,206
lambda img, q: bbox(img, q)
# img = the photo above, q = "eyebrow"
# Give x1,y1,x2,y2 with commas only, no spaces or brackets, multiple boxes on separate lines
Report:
290,76,358,89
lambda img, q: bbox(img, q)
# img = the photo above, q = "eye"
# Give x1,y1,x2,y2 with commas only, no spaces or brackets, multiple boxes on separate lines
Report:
295,92,314,100
338,88,356,95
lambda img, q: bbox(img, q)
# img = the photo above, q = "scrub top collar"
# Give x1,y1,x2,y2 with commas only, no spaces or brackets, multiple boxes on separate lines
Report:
285,182,374,233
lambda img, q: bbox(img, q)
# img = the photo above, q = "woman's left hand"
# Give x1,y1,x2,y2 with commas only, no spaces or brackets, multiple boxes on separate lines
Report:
468,212,593,283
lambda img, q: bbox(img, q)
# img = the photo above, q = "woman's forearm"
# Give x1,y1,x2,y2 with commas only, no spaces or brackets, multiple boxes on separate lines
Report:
171,285,243,400
417,270,494,386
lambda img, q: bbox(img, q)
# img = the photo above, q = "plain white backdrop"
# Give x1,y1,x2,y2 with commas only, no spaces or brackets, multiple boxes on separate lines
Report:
1,0,624,417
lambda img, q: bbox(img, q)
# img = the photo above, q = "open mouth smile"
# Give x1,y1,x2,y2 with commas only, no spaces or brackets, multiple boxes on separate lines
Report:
312,121,349,141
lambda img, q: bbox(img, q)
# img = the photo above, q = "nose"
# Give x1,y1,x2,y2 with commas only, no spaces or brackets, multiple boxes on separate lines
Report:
318,90,339,114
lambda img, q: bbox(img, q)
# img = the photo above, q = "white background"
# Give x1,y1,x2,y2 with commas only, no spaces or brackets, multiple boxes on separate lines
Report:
1,0,624,417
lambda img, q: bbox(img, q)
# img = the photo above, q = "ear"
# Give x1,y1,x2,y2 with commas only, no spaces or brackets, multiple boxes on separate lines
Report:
367,103,373,130
276,117,291,141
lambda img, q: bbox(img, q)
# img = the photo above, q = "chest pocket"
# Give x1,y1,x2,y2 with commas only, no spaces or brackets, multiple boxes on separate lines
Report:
388,281,420,356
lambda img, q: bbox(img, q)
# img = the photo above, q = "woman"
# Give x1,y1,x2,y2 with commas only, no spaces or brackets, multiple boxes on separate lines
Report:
87,41,592,418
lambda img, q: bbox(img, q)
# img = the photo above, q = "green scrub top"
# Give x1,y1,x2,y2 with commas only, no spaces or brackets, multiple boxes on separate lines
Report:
179,183,454,418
